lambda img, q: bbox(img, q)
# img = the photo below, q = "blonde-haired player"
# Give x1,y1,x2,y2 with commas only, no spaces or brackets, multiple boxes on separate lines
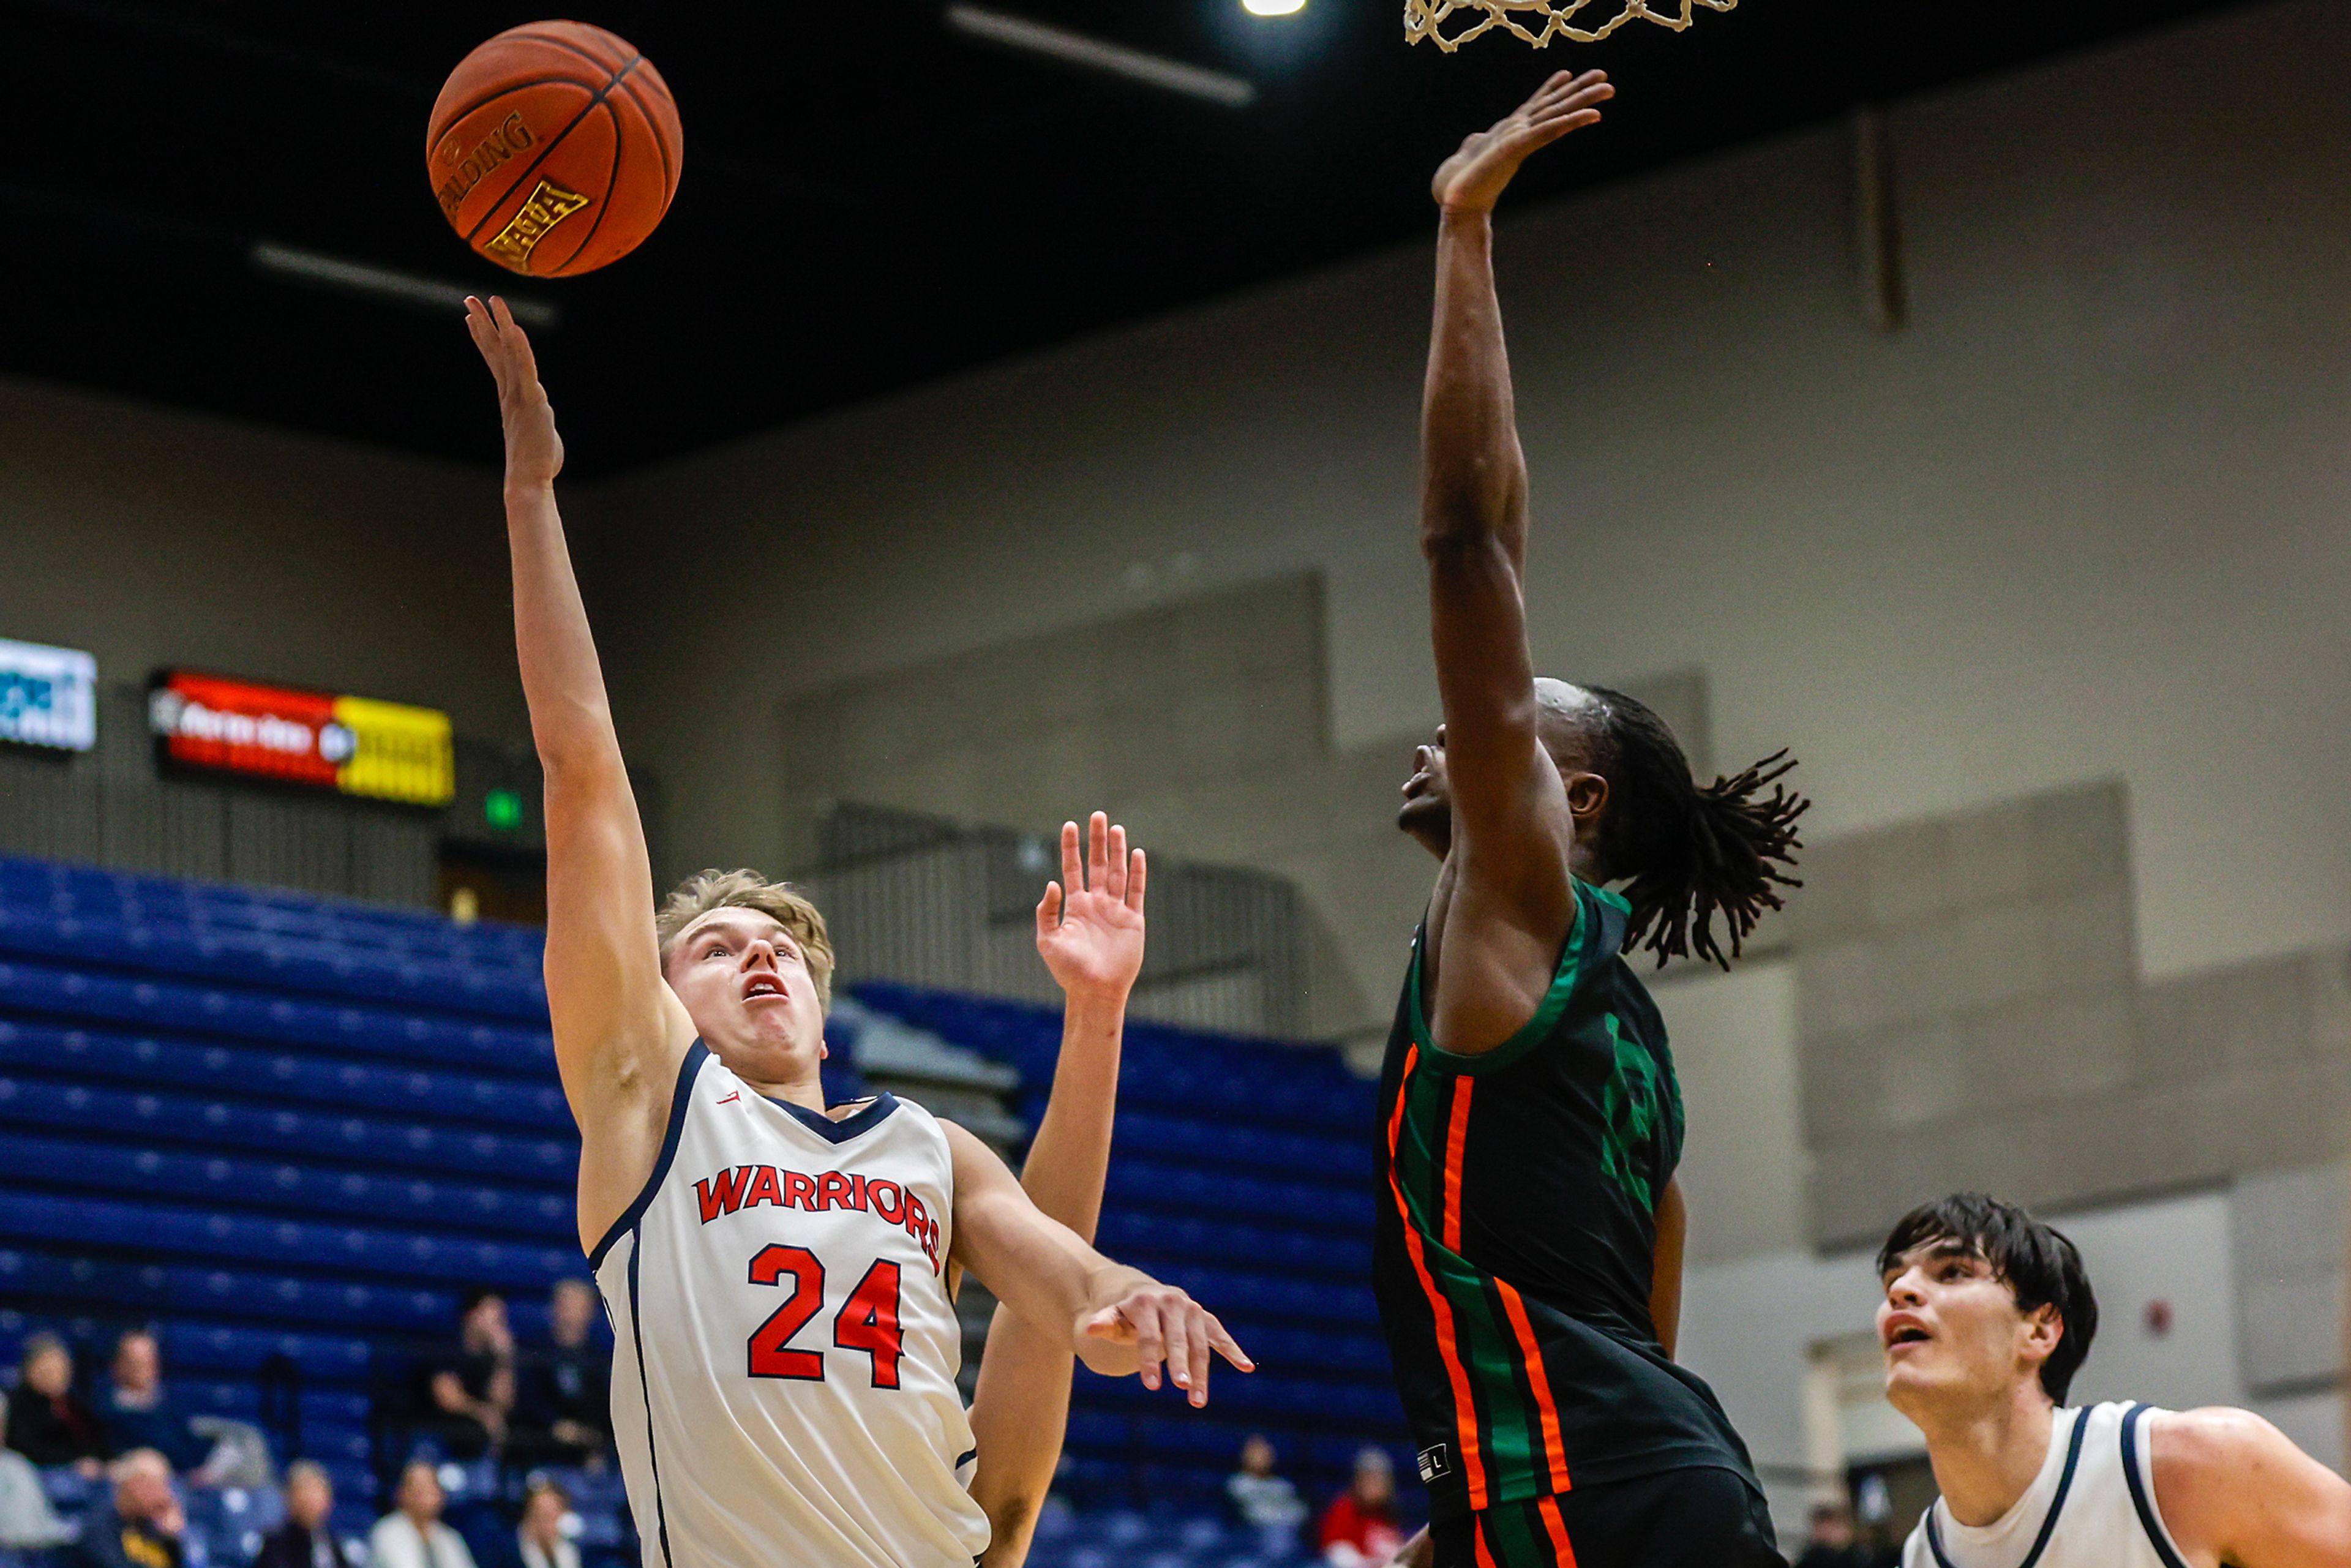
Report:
465,294,1250,1568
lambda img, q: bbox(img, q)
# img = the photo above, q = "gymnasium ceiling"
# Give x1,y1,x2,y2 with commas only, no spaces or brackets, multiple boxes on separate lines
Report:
0,0,2257,476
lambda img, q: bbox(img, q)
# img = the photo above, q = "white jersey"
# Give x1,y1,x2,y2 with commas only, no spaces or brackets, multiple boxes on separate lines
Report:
1902,1403,2189,1568
590,1043,988,1568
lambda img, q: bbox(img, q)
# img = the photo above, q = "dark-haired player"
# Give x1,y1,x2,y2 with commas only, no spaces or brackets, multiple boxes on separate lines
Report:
1378,73,1805,1568
1880,1192,2351,1567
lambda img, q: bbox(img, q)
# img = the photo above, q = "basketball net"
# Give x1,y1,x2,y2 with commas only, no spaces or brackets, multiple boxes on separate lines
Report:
1403,0,1736,51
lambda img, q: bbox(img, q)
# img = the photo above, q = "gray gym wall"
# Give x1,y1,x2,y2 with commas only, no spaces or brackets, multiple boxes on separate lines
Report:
0,374,541,899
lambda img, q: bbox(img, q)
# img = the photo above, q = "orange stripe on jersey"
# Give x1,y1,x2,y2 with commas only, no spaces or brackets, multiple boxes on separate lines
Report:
1385,1045,1489,1510
1495,1277,1573,1495
1474,1515,1499,1568
1442,1076,1472,1254
1537,1495,1578,1566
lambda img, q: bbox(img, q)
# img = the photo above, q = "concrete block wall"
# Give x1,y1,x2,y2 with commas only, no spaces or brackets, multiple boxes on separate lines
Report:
775,572,1714,1042
2234,1162,2349,1395
1791,780,2351,1249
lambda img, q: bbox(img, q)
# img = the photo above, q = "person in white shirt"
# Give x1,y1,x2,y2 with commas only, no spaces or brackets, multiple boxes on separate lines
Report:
514,1479,579,1568
0,1390,73,1551
368,1461,478,1568
1880,1191,2351,1567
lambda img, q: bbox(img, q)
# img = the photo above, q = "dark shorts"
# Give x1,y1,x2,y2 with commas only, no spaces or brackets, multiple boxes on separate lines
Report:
1431,1466,1782,1568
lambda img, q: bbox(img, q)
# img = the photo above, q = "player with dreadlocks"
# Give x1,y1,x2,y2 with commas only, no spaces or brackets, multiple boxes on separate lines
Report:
1376,72,1805,1568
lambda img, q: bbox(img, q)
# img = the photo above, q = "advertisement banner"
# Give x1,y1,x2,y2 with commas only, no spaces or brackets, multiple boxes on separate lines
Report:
149,670,454,808
0,639,98,752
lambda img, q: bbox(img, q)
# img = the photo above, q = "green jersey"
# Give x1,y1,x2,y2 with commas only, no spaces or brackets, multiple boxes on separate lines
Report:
1371,879,1760,1518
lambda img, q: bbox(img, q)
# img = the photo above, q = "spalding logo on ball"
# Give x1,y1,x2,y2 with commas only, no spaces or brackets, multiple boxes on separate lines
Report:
428,21,682,277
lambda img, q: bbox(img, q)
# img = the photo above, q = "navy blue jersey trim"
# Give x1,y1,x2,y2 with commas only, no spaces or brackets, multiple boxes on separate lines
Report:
768,1090,901,1144
587,1040,708,1270
956,1447,977,1469
1923,1509,1957,1568
1922,1407,2089,1568
626,1240,674,1568
2120,1404,2191,1568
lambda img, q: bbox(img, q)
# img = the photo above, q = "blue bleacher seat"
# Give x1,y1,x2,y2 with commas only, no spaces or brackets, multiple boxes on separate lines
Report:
0,852,1407,1551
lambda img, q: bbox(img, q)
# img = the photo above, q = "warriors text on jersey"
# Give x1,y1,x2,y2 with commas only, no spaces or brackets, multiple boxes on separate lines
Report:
589,1043,989,1568
1371,880,1760,1521
1903,1404,2192,1568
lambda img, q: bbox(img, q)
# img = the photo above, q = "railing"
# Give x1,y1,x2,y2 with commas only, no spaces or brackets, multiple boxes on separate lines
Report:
803,804,1311,1038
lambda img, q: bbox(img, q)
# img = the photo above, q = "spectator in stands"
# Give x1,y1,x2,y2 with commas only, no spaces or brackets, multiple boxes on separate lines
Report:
510,1281,608,1471
0,1391,74,1550
9,1334,108,1475
1793,1501,1875,1568
514,1479,578,1568
369,1461,478,1568
1226,1433,1307,1539
253,1461,350,1568
1316,1447,1403,1568
99,1332,210,1479
418,1291,515,1462
76,1449,182,1568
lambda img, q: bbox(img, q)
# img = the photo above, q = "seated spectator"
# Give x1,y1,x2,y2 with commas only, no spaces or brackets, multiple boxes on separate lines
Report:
416,1291,515,1462
97,1333,209,1479
369,1461,479,1568
0,1391,73,1550
1793,1501,1875,1568
1226,1433,1307,1536
510,1281,609,1471
75,1449,182,1568
514,1480,578,1568
8,1334,107,1475
253,1461,351,1568
1316,1447,1403,1568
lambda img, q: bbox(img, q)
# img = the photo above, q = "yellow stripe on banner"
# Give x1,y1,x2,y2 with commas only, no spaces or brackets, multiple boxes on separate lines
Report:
331,696,456,807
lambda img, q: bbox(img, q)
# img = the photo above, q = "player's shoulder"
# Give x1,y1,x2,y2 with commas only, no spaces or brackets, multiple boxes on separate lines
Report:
2147,1402,2292,1470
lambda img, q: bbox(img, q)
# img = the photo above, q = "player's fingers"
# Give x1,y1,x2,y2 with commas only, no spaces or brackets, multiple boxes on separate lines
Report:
1105,823,1128,901
1206,1315,1254,1372
1082,1305,1130,1342
1059,820,1081,898
1183,1308,1212,1407
1127,849,1147,915
1161,1304,1192,1398
1528,67,1602,111
1132,1299,1166,1391
1086,811,1108,893
1035,882,1062,939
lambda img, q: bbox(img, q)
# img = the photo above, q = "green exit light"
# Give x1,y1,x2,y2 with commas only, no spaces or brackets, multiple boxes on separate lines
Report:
484,787,524,831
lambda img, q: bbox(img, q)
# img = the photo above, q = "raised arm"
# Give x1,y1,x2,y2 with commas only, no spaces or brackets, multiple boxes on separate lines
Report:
1418,73,1614,1051
968,814,1147,1566
465,296,693,1253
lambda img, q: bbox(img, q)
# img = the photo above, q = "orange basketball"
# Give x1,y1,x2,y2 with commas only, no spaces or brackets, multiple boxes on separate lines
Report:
427,21,682,278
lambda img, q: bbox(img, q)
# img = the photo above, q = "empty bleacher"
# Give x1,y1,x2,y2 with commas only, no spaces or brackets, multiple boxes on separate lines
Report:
0,853,574,1547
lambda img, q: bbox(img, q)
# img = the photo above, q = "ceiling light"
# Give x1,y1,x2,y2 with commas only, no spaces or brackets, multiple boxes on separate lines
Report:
1244,0,1307,13
946,5,1257,108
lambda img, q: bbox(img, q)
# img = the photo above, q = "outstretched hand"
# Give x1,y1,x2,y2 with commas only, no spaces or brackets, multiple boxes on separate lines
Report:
463,294,564,490
1080,1280,1253,1408
1035,812,1147,1004
1432,69,1613,216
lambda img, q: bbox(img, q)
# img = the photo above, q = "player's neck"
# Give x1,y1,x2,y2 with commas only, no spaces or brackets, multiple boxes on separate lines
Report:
1921,1387,2058,1528
734,1066,826,1114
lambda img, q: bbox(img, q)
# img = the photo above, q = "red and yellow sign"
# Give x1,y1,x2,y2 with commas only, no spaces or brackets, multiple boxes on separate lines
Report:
149,671,454,808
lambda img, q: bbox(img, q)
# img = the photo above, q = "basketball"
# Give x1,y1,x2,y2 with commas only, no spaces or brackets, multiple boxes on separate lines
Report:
427,21,682,278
